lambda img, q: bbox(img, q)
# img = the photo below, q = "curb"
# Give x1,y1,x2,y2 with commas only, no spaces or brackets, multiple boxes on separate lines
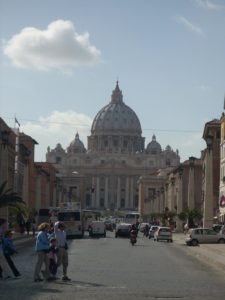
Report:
173,233,225,275
12,233,36,246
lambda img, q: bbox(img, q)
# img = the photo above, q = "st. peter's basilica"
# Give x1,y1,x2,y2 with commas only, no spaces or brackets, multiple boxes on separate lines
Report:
46,82,180,212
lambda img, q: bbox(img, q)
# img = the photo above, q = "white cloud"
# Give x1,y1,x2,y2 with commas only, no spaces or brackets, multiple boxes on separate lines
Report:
194,0,224,10
3,19,101,71
21,110,92,161
175,16,205,36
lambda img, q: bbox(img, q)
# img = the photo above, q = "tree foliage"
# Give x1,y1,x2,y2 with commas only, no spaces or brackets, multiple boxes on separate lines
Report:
0,181,24,208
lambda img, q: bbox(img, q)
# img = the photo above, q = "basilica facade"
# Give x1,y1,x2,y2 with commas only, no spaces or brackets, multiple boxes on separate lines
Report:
46,82,180,212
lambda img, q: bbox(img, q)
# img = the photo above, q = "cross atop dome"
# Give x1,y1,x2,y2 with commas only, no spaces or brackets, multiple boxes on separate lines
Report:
111,81,123,103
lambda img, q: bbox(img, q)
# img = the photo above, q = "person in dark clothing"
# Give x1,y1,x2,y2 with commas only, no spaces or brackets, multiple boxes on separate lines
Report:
25,219,31,236
2,230,21,277
48,238,58,277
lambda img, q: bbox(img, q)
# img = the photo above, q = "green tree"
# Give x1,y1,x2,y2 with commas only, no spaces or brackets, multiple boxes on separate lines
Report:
178,209,202,227
0,181,24,208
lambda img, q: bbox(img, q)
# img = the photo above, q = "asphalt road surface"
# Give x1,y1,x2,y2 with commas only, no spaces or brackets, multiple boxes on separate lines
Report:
1,231,225,300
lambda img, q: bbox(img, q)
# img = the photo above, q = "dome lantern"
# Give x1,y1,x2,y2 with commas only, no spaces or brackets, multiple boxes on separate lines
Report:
111,81,123,104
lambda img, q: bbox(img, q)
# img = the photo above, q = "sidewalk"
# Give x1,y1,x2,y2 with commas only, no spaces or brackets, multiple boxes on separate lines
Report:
173,233,225,274
12,231,35,246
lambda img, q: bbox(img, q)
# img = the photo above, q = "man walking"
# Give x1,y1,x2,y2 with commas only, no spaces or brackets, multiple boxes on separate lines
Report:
54,221,71,281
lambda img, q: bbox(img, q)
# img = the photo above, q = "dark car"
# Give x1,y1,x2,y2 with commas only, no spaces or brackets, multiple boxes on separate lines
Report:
115,223,131,238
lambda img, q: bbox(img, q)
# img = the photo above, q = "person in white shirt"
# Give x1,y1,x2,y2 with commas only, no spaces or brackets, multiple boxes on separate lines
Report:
54,221,71,281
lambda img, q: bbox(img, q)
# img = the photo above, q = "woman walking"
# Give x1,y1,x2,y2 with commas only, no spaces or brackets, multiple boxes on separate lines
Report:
33,222,54,282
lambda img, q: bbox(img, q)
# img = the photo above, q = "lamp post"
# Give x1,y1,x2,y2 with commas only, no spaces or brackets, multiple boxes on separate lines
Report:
203,135,214,228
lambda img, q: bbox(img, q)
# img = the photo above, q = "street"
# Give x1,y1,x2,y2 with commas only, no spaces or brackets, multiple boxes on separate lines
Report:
1,231,225,300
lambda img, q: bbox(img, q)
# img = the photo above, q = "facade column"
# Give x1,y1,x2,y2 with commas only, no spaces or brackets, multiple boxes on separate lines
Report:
125,177,129,209
92,176,96,208
96,176,100,208
168,178,175,211
130,177,134,209
164,183,169,210
156,190,160,213
117,177,121,209
160,188,165,214
105,177,109,209
203,145,214,227
188,157,196,210
176,168,184,232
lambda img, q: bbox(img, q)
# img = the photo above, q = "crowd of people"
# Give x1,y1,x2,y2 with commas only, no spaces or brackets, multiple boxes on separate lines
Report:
0,218,71,282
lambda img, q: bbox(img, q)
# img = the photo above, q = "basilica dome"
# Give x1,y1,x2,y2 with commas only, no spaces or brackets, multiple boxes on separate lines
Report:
91,82,142,136
67,133,86,153
146,134,162,154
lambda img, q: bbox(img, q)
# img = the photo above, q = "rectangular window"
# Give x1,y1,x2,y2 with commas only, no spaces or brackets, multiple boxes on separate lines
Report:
56,157,61,163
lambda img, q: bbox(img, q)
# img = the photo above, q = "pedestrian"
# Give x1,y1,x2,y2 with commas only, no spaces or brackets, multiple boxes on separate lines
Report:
2,230,21,277
17,213,25,234
184,223,189,234
33,222,55,282
0,218,12,280
25,218,31,236
31,219,36,237
49,237,58,277
54,221,71,281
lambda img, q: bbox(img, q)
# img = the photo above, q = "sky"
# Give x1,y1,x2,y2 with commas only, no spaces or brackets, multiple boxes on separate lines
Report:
0,0,225,163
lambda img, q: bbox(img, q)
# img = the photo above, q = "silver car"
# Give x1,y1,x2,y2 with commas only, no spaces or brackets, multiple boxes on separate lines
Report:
186,228,225,246
154,226,173,242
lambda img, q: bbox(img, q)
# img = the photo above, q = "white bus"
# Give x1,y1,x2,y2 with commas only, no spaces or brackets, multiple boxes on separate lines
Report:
37,207,59,225
124,212,140,225
57,210,84,238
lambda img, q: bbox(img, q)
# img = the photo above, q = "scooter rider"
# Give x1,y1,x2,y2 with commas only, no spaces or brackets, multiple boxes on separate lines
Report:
129,224,138,242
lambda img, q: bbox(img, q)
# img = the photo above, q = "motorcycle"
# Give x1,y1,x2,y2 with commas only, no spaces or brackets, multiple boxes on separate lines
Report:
130,230,137,246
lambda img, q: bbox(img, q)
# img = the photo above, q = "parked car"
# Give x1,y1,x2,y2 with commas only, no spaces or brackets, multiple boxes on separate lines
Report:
148,225,159,239
115,223,131,238
88,221,106,237
186,228,225,246
154,226,173,242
